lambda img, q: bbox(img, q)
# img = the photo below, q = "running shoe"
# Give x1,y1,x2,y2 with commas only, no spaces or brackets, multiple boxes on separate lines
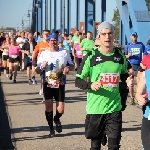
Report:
131,97,136,105
32,78,37,84
49,128,55,137
27,80,32,85
54,119,62,133
41,98,45,103
4,69,6,75
13,80,16,83
9,75,12,80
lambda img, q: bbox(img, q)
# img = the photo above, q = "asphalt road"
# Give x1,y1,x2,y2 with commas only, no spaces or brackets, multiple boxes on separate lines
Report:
0,71,143,150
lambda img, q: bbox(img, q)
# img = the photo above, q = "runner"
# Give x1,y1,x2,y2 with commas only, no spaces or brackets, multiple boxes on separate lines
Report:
126,32,145,105
80,31,94,57
72,30,79,70
8,38,20,83
21,33,37,85
16,31,28,71
135,57,150,149
75,21,132,150
0,32,6,68
35,35,74,136
72,36,83,71
0,34,10,77
58,40,64,51
32,30,50,94
79,31,94,92
63,34,73,60
36,32,43,43
143,39,150,55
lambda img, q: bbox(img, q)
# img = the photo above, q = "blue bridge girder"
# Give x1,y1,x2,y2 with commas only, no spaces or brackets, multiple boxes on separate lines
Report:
31,0,106,35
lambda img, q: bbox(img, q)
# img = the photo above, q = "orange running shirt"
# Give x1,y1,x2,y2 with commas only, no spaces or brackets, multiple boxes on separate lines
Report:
34,41,49,54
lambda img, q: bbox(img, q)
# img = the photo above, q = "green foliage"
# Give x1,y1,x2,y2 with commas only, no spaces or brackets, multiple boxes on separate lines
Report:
145,0,150,10
112,7,120,40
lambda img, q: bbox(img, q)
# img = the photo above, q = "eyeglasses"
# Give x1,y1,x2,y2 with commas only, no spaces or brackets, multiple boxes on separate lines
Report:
100,32,113,37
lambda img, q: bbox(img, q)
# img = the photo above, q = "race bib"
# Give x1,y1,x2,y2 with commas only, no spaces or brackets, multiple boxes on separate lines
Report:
100,73,119,88
47,79,60,88
131,48,140,55
11,55,17,58
76,50,82,56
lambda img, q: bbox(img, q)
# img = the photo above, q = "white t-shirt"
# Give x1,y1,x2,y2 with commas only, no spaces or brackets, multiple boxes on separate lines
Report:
37,49,73,88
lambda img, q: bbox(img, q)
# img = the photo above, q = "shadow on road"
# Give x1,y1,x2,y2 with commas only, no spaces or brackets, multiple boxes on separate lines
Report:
5,92,39,96
0,82,15,149
122,126,141,132
6,98,44,106
65,95,86,103
12,123,85,141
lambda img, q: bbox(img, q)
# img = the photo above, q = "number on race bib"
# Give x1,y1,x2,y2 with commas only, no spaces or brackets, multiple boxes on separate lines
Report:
100,73,119,87
76,51,82,56
47,79,60,88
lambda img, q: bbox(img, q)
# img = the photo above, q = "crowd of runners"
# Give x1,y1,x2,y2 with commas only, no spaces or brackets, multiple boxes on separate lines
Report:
0,21,150,150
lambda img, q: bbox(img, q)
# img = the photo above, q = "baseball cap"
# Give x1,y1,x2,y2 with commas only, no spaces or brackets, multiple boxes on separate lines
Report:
97,21,114,36
48,35,58,41
131,32,137,36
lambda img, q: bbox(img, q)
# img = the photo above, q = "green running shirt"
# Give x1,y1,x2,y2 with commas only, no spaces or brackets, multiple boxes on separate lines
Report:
76,48,127,114
80,39,94,56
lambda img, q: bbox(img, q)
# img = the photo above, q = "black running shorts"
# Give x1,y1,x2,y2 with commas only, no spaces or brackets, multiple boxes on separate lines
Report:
141,117,150,150
85,111,122,140
3,55,9,61
9,56,20,63
43,82,65,102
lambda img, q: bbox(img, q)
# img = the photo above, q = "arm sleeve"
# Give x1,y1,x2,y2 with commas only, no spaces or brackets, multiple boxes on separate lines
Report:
75,77,92,90
75,53,91,90
120,56,128,84
121,55,128,74
125,45,128,55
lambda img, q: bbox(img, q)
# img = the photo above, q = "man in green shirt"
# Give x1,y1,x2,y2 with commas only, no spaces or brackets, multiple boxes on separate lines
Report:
72,30,79,44
80,31,94,56
75,21,132,150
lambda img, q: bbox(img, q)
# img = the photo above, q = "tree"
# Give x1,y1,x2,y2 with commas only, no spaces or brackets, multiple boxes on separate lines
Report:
112,7,120,40
145,0,150,10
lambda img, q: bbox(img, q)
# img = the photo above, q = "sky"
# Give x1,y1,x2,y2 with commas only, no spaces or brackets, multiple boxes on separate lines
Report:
0,0,117,30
